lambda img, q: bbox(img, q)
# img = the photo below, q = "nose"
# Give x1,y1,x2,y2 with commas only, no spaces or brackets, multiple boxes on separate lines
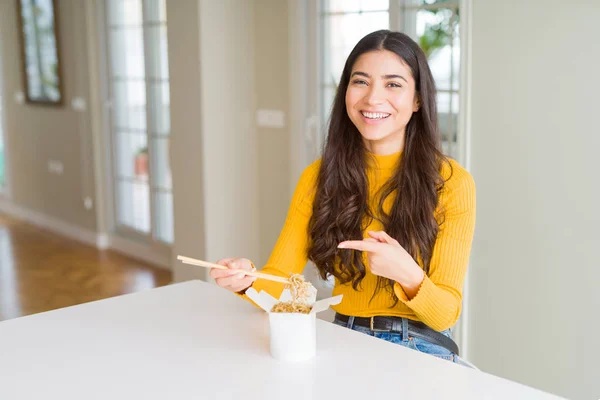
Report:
363,84,385,106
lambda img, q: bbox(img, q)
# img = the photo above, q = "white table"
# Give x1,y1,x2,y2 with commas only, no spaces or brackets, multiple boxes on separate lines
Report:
0,280,564,399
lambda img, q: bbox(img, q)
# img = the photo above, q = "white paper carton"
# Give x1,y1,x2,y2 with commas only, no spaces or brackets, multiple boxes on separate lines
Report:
246,287,343,362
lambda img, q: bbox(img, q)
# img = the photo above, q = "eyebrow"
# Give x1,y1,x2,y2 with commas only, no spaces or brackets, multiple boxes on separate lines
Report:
351,71,408,83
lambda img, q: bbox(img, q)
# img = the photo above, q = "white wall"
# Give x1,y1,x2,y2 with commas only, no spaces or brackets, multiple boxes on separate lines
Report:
170,0,259,281
468,1,600,399
197,0,259,269
167,0,207,280
255,0,292,267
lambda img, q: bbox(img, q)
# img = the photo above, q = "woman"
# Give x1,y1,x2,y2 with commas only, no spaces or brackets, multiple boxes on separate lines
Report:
210,30,476,365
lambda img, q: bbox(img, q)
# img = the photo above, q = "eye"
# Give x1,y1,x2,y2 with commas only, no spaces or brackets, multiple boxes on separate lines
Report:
387,82,402,88
351,79,368,86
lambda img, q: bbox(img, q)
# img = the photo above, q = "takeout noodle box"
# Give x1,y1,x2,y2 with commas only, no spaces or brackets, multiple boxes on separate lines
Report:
246,287,343,362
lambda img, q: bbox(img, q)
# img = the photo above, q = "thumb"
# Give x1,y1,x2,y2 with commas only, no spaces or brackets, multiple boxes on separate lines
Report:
232,258,256,271
216,257,235,266
367,231,400,246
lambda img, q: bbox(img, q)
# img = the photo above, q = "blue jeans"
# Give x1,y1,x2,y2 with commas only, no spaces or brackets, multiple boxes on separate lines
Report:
333,316,476,368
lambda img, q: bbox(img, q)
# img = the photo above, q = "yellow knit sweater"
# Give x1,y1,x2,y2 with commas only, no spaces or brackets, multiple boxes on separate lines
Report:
243,152,476,332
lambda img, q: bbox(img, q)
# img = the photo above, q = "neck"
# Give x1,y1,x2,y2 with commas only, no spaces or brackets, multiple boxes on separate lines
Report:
362,130,405,155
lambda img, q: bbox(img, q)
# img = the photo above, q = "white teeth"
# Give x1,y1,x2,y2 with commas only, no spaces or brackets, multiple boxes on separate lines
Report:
361,111,390,119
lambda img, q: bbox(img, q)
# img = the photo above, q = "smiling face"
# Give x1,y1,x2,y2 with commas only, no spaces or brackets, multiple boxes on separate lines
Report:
345,50,420,155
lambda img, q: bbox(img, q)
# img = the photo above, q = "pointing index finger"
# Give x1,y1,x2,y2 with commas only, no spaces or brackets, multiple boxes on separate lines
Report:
337,240,381,252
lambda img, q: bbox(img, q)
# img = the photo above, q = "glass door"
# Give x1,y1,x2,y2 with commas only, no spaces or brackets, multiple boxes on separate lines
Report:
106,0,173,244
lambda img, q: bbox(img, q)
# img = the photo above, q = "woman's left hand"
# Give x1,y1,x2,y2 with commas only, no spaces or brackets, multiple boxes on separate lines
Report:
338,231,425,298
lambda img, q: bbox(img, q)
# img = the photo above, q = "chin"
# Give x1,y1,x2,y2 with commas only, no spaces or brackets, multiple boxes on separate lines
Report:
357,128,389,142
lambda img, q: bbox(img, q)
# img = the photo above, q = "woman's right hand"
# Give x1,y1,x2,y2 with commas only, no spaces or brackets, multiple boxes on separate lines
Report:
210,257,257,293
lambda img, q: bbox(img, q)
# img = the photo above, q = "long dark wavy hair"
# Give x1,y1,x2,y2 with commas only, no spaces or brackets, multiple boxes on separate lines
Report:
307,30,451,305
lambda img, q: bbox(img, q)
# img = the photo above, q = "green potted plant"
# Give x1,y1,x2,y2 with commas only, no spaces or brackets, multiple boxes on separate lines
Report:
134,146,148,178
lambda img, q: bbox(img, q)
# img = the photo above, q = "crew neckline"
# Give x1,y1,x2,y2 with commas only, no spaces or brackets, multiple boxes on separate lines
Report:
366,151,402,170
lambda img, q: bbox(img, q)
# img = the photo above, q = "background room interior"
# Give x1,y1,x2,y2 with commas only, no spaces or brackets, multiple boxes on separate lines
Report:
0,0,598,399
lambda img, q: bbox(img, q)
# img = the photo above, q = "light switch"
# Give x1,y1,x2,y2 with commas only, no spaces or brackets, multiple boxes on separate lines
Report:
15,91,25,104
72,97,87,111
256,109,285,129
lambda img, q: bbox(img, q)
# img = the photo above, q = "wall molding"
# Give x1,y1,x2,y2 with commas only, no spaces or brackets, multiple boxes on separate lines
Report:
0,199,103,248
0,199,170,271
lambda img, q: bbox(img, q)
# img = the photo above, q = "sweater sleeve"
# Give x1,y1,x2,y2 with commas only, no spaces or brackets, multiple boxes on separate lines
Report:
238,161,319,304
393,162,476,331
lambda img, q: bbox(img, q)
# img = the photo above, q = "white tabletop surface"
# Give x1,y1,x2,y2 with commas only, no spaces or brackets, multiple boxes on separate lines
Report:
0,280,564,400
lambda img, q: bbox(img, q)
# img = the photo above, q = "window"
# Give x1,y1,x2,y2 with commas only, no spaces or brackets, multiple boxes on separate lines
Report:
106,0,173,244
320,0,390,131
316,0,463,159
399,0,460,157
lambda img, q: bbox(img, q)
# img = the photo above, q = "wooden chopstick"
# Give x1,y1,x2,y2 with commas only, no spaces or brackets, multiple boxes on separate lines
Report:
176,255,290,284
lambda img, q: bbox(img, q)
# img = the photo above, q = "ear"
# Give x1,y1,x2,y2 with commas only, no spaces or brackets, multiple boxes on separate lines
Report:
413,93,421,112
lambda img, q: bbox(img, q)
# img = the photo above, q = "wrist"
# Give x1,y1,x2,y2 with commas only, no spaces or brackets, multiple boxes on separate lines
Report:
236,283,252,295
394,261,424,294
